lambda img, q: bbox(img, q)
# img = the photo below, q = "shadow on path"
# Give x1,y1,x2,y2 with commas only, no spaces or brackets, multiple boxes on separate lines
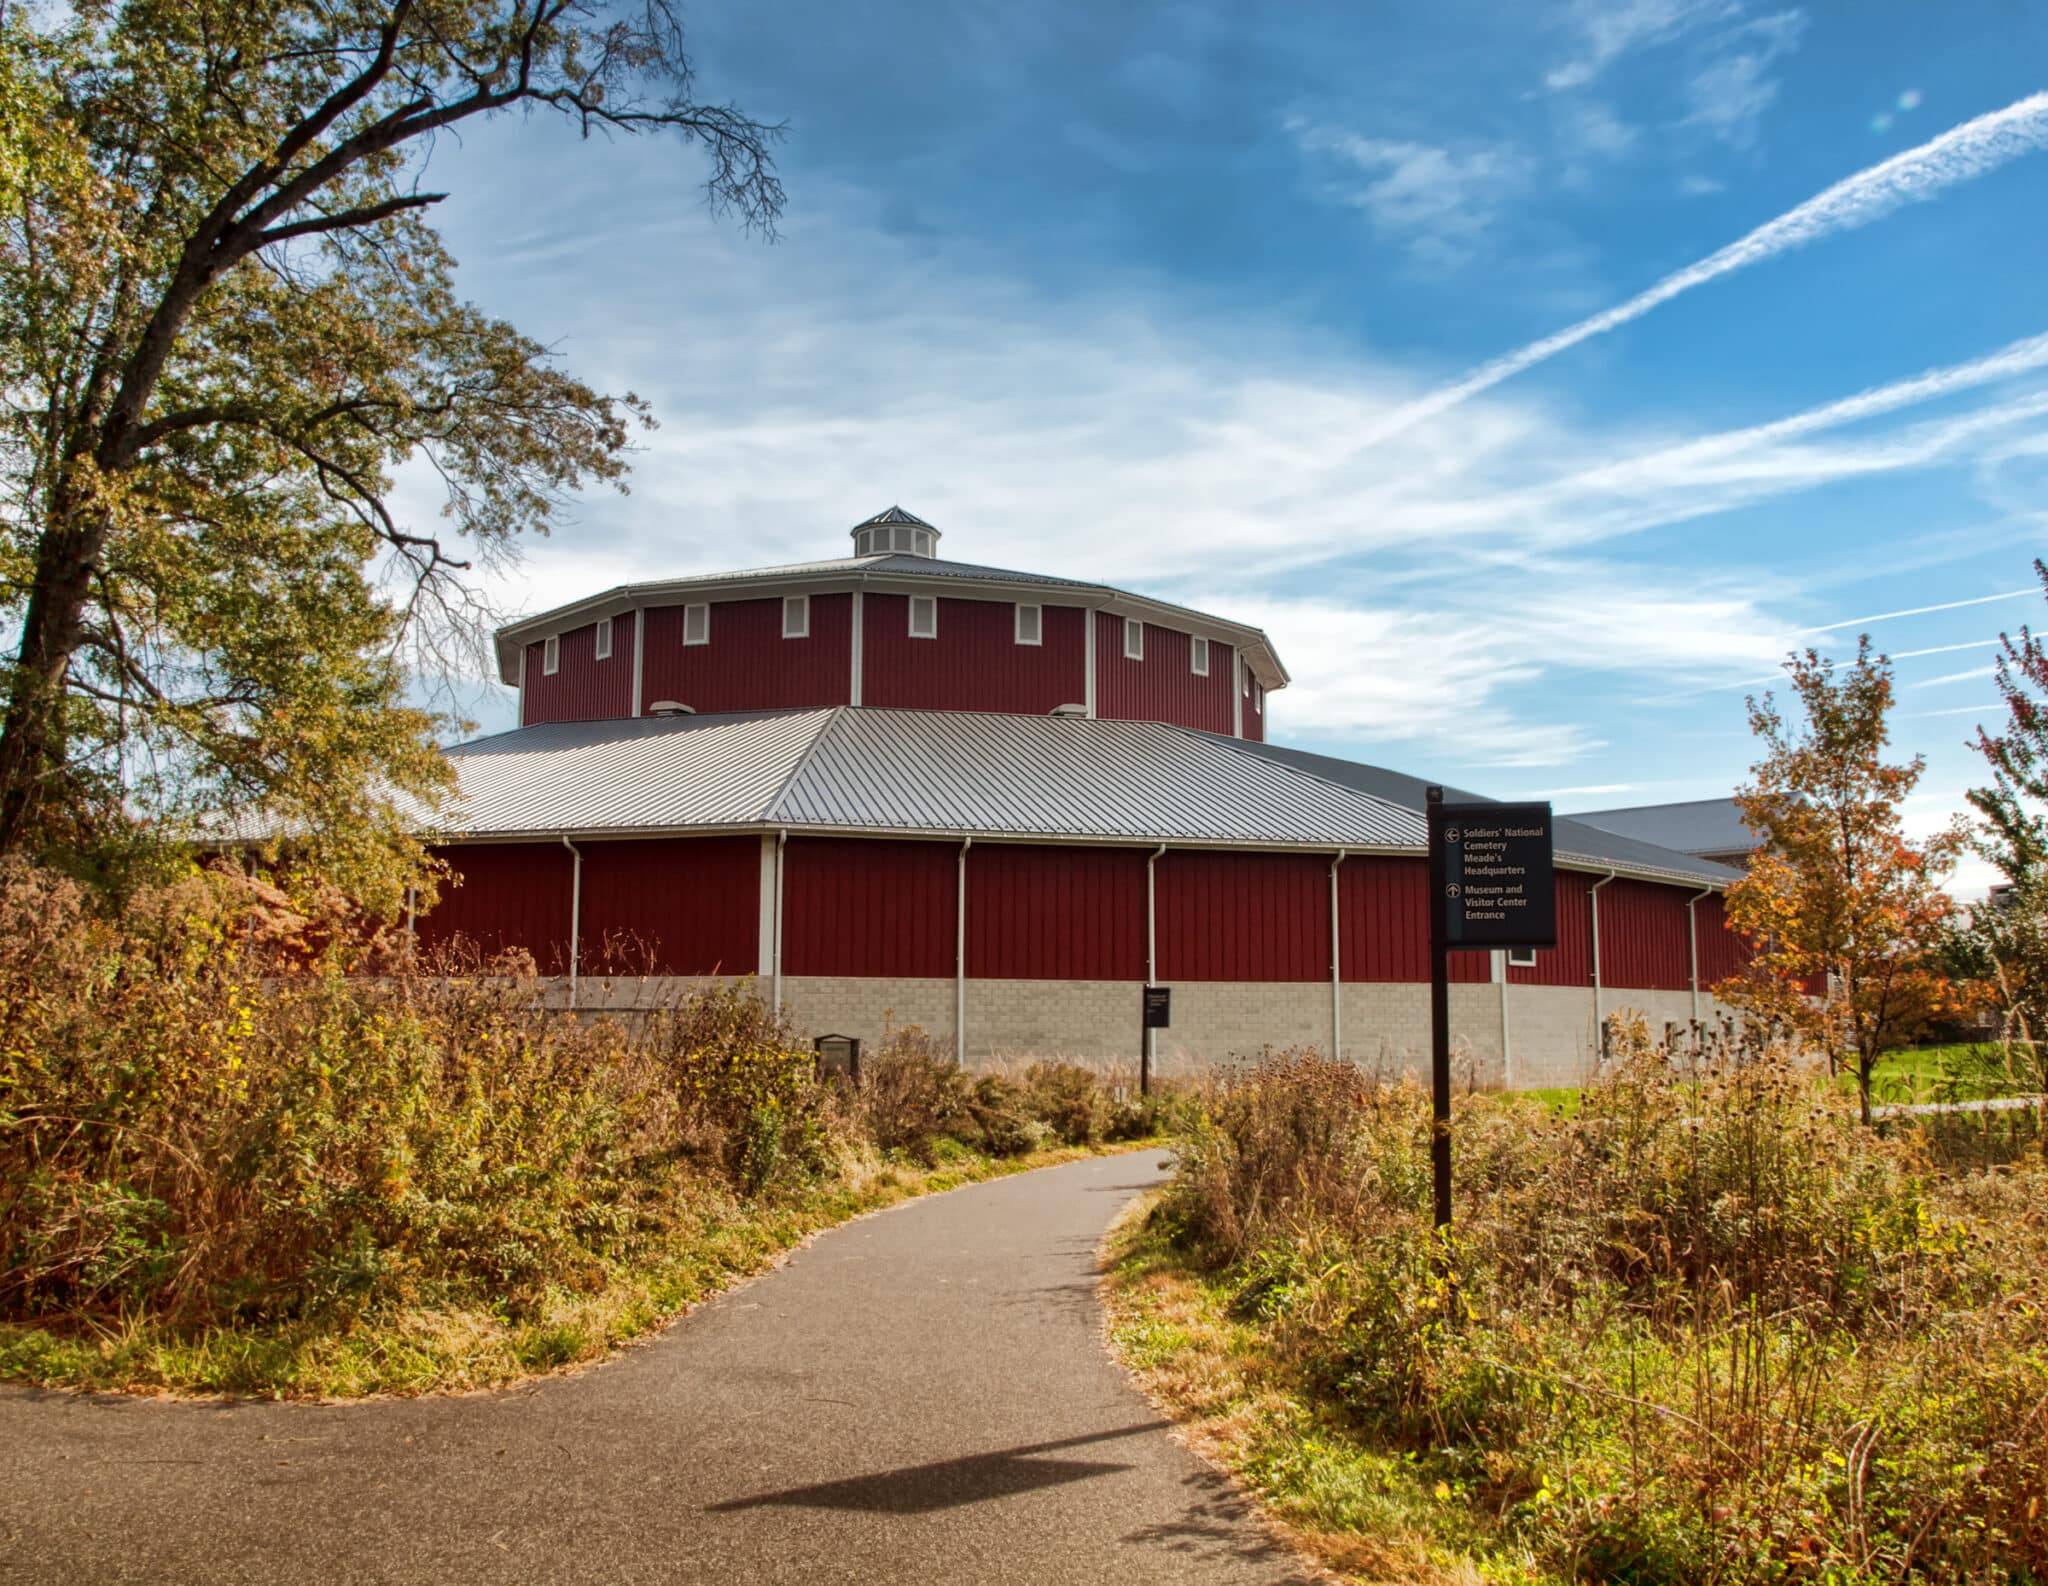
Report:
707,1422,1169,1515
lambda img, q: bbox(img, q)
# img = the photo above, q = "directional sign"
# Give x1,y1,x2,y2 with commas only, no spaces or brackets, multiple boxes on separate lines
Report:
1142,985,1172,1030
1435,800,1556,950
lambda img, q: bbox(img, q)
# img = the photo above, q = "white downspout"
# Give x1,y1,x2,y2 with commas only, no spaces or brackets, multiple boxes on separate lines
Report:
1328,850,1347,1060
956,836,972,1063
560,835,583,1011
1589,869,1618,1058
772,829,788,1014
1146,843,1167,1077
1686,885,1714,1026
1497,950,1513,1092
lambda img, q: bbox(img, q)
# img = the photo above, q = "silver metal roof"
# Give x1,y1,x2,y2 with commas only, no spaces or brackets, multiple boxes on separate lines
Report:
1224,738,1744,887
437,707,1422,851
1565,797,1760,859
775,710,1423,847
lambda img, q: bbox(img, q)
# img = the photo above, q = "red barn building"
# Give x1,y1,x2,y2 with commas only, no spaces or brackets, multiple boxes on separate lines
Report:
421,507,1748,1087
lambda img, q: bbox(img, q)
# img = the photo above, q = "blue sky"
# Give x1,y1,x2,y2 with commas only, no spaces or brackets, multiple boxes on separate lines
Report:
409,0,2047,893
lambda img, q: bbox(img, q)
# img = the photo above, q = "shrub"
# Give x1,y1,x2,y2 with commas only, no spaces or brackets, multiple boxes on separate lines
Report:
1147,1021,2048,1585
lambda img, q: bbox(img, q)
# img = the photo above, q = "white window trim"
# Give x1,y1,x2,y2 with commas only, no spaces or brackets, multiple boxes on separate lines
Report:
909,594,938,639
1190,635,1209,676
594,616,613,661
542,634,560,675
1123,617,1143,660
1252,681,1264,713
1508,947,1538,968
782,594,810,639
683,603,710,646
1015,603,1042,646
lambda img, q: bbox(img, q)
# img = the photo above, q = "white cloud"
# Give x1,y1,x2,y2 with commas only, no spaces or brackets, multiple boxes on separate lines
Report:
1354,90,2048,446
1679,173,1729,195
1544,0,1740,92
1681,10,1808,148
1285,120,1535,268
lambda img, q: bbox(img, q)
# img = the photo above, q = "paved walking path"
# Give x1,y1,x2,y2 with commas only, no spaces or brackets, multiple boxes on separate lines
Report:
0,1154,1309,1585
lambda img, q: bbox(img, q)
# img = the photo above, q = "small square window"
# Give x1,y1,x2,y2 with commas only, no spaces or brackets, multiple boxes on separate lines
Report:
594,616,613,660
683,604,709,646
782,595,810,639
909,595,937,638
1015,603,1042,645
1190,636,1209,676
1508,947,1538,968
1123,618,1143,660
542,634,559,675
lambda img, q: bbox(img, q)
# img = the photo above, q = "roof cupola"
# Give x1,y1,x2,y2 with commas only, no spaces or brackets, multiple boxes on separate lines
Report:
852,505,940,558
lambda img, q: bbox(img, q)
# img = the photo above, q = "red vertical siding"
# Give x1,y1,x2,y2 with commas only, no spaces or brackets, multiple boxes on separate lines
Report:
1597,878,1693,991
1154,850,1329,982
521,612,636,726
1510,868,1596,987
863,595,1087,714
1094,613,1237,734
577,837,759,976
418,843,574,972
1338,856,1488,983
1693,893,1753,986
966,843,1146,980
781,836,957,978
638,594,852,715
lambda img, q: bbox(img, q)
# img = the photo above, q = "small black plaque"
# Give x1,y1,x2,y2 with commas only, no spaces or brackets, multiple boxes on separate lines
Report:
1142,985,1172,1029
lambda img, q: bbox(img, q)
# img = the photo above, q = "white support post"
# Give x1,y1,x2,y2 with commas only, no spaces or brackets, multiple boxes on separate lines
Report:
772,830,788,1014
850,587,864,706
630,609,644,718
956,837,972,1062
1232,651,1244,738
1083,607,1098,717
1328,850,1347,1061
560,835,583,1011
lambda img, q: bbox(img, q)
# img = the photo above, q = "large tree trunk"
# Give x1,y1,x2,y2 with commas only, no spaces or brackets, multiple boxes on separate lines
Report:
0,502,104,855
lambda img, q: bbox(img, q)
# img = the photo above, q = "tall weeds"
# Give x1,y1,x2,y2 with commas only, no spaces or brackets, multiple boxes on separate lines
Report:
1153,1022,2048,1584
0,862,1141,1349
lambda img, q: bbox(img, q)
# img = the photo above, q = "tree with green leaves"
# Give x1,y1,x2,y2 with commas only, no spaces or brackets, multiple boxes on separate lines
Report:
1717,637,1963,1126
0,1,782,909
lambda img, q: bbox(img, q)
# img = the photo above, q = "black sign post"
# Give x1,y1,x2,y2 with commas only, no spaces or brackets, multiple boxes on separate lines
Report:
1425,788,1555,1228
1140,986,1171,1096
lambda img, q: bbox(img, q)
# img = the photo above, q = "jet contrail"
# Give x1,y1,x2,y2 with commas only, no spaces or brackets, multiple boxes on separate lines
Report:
1805,588,2037,632
1359,91,2048,446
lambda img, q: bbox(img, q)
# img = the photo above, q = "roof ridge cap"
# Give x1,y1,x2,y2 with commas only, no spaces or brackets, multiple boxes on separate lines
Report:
1171,726,1428,835
760,706,845,825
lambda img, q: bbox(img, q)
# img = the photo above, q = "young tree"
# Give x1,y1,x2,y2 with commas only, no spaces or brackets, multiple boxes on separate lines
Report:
0,2,783,906
1960,559,2048,1125
1718,637,1962,1125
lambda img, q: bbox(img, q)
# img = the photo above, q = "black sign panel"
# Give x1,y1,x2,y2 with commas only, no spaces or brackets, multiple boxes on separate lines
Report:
1435,801,1556,949
1142,985,1172,1029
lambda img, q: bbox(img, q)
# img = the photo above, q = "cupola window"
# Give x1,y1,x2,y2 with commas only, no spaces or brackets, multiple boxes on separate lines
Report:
595,616,613,660
782,595,810,639
909,595,938,638
851,506,940,559
542,634,559,675
1190,636,1208,676
1015,603,1042,645
683,603,710,646
1123,618,1144,661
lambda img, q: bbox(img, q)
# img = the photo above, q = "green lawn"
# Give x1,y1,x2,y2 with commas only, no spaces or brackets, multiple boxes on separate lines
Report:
1507,1041,2041,1115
